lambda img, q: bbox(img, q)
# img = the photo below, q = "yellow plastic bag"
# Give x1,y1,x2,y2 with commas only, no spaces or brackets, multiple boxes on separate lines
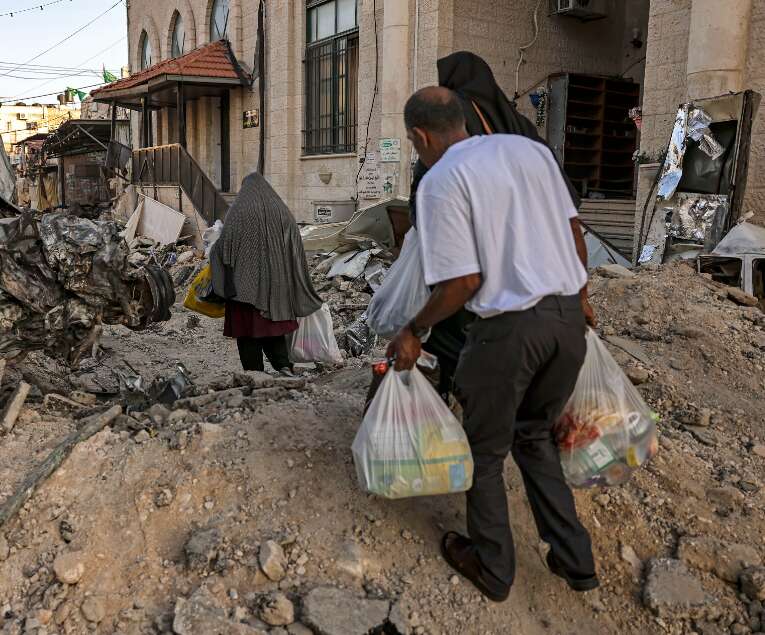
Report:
183,264,225,318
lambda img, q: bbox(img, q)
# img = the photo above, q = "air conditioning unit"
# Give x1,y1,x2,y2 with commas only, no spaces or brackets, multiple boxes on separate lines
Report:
552,0,608,20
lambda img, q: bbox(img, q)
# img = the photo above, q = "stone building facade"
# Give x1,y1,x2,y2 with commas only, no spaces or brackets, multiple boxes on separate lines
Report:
119,0,652,222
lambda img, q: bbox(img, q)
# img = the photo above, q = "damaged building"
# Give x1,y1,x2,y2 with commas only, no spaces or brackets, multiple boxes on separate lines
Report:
88,0,650,259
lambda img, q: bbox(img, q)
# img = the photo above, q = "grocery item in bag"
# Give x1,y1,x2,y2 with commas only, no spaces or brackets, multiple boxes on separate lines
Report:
289,304,343,365
554,329,659,488
183,264,225,318
367,229,429,338
352,367,473,499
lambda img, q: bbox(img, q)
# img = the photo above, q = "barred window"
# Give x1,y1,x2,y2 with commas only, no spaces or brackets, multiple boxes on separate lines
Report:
304,0,358,155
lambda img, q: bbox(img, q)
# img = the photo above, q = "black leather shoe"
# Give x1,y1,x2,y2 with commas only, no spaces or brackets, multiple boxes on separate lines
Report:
546,551,599,592
441,532,511,602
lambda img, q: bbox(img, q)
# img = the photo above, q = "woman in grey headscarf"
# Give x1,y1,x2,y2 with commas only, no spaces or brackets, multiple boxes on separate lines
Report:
210,172,322,373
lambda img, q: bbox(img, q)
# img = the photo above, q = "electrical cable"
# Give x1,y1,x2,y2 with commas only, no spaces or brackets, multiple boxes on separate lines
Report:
355,0,379,200
6,37,126,102
0,0,75,18
1,82,105,104
0,0,124,80
514,0,543,102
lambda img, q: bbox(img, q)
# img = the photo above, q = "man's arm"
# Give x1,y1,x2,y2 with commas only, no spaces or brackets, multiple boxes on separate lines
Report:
570,218,596,327
387,273,482,371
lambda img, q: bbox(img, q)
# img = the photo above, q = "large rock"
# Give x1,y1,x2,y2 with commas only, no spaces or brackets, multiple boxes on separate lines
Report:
80,597,106,623
184,527,222,570
679,536,762,583
643,558,709,618
741,567,765,601
302,587,389,635
173,587,267,635
706,486,745,510
597,264,635,279
53,552,85,585
260,592,295,627
259,540,287,582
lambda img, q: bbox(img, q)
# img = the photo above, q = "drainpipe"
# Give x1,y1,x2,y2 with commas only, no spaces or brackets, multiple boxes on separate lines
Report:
380,0,410,196
686,0,753,99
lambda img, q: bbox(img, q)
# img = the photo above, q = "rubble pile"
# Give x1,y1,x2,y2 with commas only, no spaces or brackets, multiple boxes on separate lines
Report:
0,259,764,634
0,211,174,366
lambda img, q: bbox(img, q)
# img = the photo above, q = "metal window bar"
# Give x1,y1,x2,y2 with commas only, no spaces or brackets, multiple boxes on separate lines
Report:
304,34,358,155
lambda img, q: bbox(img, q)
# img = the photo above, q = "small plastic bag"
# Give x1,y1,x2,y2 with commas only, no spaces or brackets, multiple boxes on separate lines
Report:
289,304,343,365
203,220,224,257
183,264,225,319
554,329,659,488
367,229,430,338
352,367,473,499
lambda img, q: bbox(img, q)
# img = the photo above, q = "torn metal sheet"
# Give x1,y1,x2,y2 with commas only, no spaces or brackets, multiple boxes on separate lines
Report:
687,107,725,160
711,222,765,256
657,105,689,200
667,194,728,242
583,229,631,269
327,249,373,279
0,211,174,365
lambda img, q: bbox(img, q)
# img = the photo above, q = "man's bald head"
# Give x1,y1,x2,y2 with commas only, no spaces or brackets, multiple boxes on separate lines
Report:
404,87,468,168
404,86,466,134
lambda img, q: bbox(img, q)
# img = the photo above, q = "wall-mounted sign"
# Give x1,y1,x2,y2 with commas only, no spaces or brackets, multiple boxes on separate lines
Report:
359,152,382,199
243,109,259,129
379,137,401,162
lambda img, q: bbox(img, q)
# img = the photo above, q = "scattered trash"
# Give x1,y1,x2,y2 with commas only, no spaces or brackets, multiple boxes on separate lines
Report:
124,196,186,246
344,316,377,358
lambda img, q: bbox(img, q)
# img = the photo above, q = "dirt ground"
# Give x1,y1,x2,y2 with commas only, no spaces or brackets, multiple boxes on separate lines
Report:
1,261,765,635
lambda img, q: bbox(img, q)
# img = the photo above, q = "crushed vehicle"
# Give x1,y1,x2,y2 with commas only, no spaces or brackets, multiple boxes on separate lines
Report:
0,211,174,365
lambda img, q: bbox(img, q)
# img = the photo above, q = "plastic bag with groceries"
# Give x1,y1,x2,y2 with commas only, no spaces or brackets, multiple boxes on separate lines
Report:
554,329,659,488
352,365,473,499
289,304,344,365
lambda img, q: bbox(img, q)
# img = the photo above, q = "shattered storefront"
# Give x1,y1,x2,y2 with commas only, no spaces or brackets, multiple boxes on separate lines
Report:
636,91,760,264
0,212,174,365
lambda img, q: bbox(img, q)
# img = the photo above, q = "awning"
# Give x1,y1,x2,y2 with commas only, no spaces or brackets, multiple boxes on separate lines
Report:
90,40,251,110
43,119,113,158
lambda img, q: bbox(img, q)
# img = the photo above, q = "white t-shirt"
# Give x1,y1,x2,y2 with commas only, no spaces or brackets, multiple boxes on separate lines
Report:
416,135,587,318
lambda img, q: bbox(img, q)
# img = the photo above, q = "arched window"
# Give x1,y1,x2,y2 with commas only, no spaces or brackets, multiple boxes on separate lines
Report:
171,13,186,57
140,31,153,70
210,0,230,41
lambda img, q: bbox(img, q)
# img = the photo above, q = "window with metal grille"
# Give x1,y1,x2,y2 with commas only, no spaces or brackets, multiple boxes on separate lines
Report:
304,0,358,155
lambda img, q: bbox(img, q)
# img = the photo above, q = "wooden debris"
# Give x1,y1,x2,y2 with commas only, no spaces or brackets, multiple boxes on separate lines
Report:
1,381,31,434
0,405,121,530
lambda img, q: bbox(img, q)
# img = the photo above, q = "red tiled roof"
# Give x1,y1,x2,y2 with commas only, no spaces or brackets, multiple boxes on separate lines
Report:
91,40,249,98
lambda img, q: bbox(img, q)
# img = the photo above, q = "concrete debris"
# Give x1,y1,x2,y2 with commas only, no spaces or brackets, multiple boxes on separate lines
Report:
259,592,295,626
53,552,86,585
597,263,635,279
1,380,30,433
80,596,106,623
259,540,287,582
184,527,222,571
302,587,390,635
173,587,267,635
643,558,710,618
678,536,762,583
728,287,760,307
740,567,765,601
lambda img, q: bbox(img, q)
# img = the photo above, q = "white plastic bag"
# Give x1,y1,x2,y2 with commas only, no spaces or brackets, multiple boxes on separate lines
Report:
352,367,473,499
289,304,343,365
554,329,659,489
203,220,224,257
367,229,430,338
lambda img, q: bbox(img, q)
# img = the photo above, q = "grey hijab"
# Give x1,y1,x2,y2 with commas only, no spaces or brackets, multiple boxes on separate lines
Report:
210,172,322,322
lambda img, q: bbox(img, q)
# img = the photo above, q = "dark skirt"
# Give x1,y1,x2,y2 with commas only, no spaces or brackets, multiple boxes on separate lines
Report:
223,300,298,339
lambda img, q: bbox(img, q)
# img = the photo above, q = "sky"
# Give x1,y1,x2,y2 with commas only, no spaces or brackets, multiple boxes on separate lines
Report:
0,0,129,104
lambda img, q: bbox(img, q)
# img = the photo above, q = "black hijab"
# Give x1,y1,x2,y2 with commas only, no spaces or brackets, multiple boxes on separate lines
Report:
410,51,580,224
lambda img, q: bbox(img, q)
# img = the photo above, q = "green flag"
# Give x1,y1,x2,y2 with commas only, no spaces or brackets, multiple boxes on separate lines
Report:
66,87,88,101
103,66,118,83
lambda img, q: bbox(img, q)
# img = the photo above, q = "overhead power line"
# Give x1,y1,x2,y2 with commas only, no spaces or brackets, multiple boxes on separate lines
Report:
0,0,75,18
1,81,105,104
0,0,124,80
7,36,127,101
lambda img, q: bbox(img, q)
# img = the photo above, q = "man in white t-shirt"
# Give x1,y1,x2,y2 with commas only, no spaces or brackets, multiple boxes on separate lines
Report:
388,87,598,602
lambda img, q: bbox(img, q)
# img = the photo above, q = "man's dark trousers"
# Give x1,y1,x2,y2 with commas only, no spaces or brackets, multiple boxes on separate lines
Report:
454,294,595,587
